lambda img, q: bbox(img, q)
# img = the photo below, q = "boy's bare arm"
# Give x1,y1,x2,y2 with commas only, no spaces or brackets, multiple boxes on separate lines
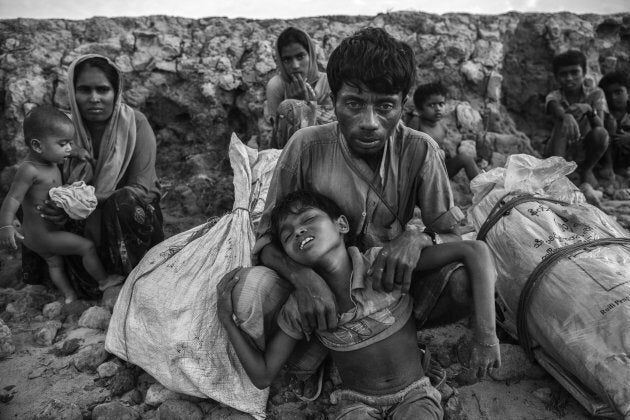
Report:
259,242,338,332
0,165,36,248
416,241,500,375
216,269,298,389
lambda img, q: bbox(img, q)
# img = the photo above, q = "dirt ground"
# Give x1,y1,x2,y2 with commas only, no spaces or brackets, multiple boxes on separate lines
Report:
1,196,629,419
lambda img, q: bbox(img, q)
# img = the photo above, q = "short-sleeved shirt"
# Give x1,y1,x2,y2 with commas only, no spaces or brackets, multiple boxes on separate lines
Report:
545,85,608,139
277,247,413,351
253,121,464,256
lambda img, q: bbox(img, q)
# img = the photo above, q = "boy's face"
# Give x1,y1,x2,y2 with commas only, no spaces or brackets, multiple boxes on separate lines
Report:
419,94,446,122
35,123,74,164
603,83,629,111
277,207,348,267
333,82,406,158
556,64,585,93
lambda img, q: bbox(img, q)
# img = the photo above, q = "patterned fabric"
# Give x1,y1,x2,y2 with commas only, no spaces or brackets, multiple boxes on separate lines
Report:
331,377,443,420
277,247,413,351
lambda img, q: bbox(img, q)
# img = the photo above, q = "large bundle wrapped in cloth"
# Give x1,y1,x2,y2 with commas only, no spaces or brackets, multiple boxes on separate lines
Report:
468,154,630,419
105,134,281,419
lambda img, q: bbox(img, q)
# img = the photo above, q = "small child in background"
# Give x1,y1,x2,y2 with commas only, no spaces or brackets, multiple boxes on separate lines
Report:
545,50,611,188
0,106,123,303
217,190,500,419
599,70,630,178
411,82,481,180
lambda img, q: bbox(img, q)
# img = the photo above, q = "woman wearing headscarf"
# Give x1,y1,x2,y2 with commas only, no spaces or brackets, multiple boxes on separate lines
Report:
28,54,164,298
265,27,335,148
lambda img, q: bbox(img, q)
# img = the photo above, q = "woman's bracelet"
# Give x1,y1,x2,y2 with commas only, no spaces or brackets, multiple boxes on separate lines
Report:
474,339,500,348
0,225,14,230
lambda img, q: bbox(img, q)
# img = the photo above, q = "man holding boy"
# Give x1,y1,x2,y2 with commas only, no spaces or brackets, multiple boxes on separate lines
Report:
230,27,478,395
545,50,611,188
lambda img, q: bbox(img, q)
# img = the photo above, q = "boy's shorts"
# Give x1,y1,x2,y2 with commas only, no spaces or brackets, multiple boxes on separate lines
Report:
411,262,464,328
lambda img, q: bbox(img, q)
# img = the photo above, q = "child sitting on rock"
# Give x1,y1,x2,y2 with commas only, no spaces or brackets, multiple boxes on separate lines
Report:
599,71,630,191
409,82,481,180
217,190,500,419
0,106,124,303
545,50,611,191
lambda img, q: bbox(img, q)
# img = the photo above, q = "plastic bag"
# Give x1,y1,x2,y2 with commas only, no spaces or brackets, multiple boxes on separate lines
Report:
468,154,630,418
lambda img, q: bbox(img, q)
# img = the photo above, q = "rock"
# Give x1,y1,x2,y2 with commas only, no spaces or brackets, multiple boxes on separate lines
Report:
33,320,62,346
33,399,82,420
108,368,137,397
78,306,111,330
0,386,16,403
97,360,121,378
28,366,47,379
157,399,203,420
457,139,477,159
121,388,143,405
92,401,140,420
443,395,464,420
73,343,109,372
100,286,123,310
145,383,178,407
488,344,547,381
0,318,15,359
62,300,91,318
205,405,256,419
42,301,64,319
51,337,82,357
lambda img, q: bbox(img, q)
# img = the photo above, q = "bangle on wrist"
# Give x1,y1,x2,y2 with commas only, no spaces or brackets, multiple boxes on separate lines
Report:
422,227,442,245
474,339,500,348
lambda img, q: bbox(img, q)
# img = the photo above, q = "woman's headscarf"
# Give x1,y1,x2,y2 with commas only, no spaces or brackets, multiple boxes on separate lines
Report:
276,27,320,87
64,54,136,195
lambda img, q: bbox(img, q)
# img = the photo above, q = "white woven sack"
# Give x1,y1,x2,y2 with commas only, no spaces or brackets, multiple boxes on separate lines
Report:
468,154,630,417
105,134,281,419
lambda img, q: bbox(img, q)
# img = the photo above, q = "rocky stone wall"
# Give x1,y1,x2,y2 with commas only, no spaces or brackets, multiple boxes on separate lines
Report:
1,12,629,216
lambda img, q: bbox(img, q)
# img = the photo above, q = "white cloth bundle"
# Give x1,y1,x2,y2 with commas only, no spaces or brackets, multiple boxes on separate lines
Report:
49,181,97,220
105,134,281,419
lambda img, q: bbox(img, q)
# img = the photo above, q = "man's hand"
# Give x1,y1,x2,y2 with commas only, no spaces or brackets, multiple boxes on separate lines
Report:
368,230,432,294
567,103,592,116
37,200,68,226
216,268,242,325
0,225,23,250
560,113,580,145
469,340,501,378
292,269,338,333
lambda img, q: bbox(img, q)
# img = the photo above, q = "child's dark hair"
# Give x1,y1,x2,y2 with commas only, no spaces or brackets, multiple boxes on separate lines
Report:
599,71,630,91
413,81,448,109
327,27,415,98
277,27,310,54
270,190,344,244
23,105,73,147
552,50,587,75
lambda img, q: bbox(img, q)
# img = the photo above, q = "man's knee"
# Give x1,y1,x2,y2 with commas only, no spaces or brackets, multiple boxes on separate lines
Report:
587,127,610,151
447,266,471,305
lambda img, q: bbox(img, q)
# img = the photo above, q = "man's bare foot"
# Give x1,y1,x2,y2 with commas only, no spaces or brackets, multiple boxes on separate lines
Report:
579,182,603,209
64,293,78,304
99,275,125,291
581,170,599,189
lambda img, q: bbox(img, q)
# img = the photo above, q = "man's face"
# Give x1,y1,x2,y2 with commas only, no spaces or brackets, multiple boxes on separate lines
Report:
603,83,629,111
332,82,406,157
556,64,585,93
